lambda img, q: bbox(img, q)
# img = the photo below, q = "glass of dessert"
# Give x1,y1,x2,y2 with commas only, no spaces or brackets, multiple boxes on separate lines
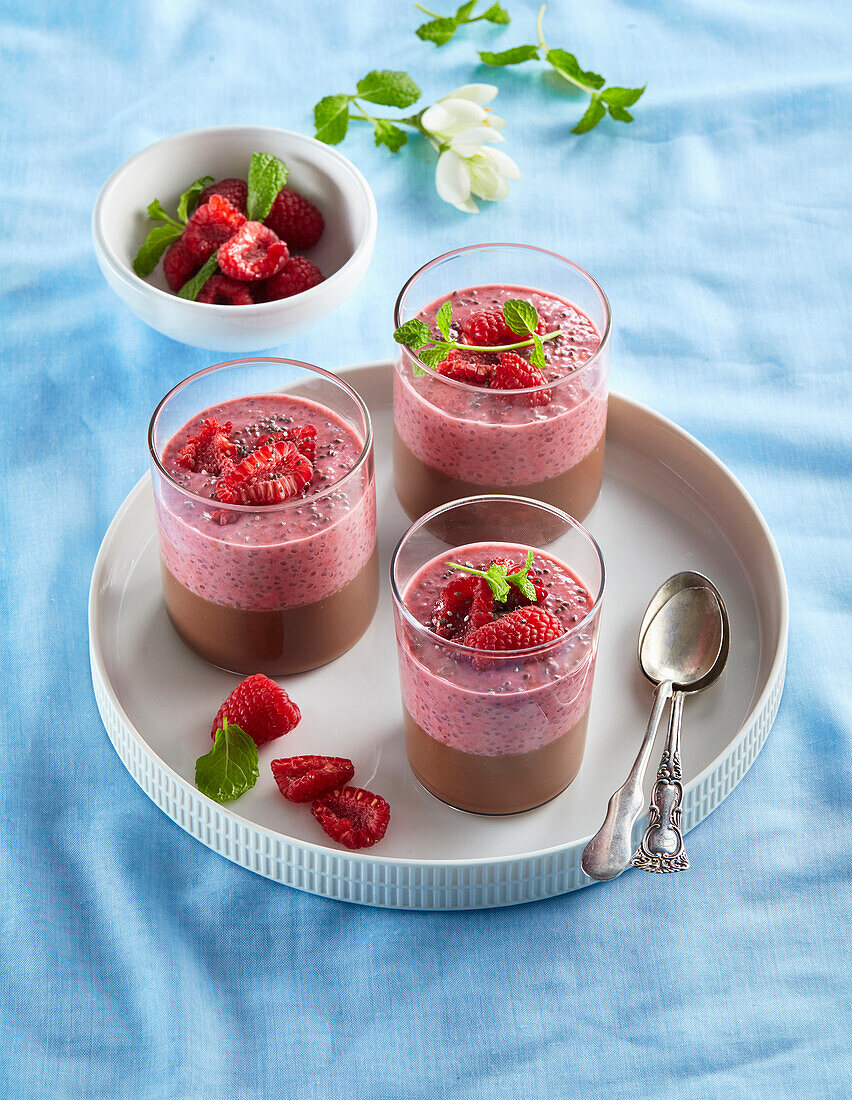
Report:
149,357,378,675
393,243,611,522
391,495,605,815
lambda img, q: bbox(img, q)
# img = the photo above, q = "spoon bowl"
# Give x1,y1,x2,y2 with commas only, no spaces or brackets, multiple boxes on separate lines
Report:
638,571,730,692
640,586,724,689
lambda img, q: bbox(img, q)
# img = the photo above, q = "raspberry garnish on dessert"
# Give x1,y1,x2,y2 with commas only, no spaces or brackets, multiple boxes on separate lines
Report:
264,189,324,250
175,417,238,475
183,195,247,262
271,755,355,802
260,255,324,301
436,349,491,386
218,223,289,281
256,423,317,465
430,573,494,639
215,440,313,505
491,352,552,407
461,309,545,347
210,673,301,746
429,550,549,641
311,786,391,849
464,604,565,652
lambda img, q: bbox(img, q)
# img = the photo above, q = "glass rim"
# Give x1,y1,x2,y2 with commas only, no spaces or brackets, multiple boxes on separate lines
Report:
389,494,606,658
392,242,612,396
147,356,374,513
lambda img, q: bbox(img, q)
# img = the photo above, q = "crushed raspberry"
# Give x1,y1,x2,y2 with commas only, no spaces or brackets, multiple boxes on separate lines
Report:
311,786,390,850
436,349,492,386
175,418,238,475
197,178,248,215
214,440,313,505
210,508,239,526
490,558,548,608
256,424,317,465
490,351,552,407
211,673,301,746
162,239,200,291
217,223,289,281
182,195,246,262
431,573,494,639
260,255,324,301
264,188,325,250
196,275,255,305
271,756,355,803
464,605,565,653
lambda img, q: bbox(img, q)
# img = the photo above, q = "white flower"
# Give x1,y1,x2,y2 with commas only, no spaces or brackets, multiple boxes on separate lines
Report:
420,84,520,214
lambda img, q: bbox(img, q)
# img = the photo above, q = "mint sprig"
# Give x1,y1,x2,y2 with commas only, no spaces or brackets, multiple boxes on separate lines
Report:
479,5,645,134
133,176,213,277
393,299,560,377
246,152,290,222
415,1,510,46
314,71,422,153
195,721,259,803
448,550,539,603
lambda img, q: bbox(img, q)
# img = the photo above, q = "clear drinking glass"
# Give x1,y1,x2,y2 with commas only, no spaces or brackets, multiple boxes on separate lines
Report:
390,495,605,814
393,243,611,522
148,357,378,675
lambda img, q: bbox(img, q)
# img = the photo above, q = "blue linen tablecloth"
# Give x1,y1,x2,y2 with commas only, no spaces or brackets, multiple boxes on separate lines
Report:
2,1,850,1096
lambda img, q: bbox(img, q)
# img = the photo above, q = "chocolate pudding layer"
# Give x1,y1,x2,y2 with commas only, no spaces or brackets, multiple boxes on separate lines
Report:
161,547,379,676
393,428,605,522
404,706,590,815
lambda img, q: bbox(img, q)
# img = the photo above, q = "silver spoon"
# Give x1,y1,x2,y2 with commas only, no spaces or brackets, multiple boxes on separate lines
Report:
631,574,729,873
581,582,725,881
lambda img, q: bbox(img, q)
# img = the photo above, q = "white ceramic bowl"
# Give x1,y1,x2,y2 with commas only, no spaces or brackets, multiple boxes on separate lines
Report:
93,126,377,352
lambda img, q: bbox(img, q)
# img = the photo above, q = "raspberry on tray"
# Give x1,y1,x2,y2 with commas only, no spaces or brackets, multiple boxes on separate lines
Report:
211,673,302,747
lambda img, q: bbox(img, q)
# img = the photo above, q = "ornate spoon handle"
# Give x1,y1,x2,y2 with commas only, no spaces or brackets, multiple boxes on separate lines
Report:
631,690,690,873
581,680,673,881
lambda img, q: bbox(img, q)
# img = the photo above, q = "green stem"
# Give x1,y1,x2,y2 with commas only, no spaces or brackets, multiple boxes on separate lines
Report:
414,3,442,16
536,3,601,100
459,328,562,354
351,101,426,135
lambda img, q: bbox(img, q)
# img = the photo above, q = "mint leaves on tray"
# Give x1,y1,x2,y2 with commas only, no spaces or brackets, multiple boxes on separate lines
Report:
195,721,259,804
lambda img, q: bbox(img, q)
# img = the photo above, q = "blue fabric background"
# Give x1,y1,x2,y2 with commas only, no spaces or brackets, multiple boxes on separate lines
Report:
2,1,850,1096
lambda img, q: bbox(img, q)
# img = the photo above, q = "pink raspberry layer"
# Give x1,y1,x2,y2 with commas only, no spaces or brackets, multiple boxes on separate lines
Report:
397,543,599,757
156,395,376,611
394,284,607,486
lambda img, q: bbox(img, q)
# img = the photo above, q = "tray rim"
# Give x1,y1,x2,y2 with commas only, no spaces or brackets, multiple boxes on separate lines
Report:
89,363,789,906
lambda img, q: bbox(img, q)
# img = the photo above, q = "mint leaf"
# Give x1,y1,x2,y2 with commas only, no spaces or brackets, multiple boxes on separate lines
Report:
132,223,183,277
546,48,605,90
530,333,546,369
314,95,351,145
503,298,539,335
176,175,213,223
147,199,181,227
419,345,452,369
417,16,459,45
606,104,634,123
507,550,537,601
456,0,477,17
246,152,289,222
479,44,539,65
480,2,510,23
602,86,645,108
394,318,431,348
356,70,421,108
373,119,408,152
435,301,453,339
413,362,429,378
178,253,219,301
195,721,259,803
572,98,606,134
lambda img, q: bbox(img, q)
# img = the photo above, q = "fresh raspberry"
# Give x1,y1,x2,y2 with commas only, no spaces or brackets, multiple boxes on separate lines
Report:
431,573,494,639
311,786,390,850
260,255,324,301
214,440,313,505
271,756,355,803
175,417,238,475
196,275,255,305
436,349,491,387
197,178,248,215
464,604,565,653
217,222,289,281
162,239,200,291
489,557,548,608
256,424,317,465
264,188,324,250
462,309,546,346
490,351,552,407
210,673,301,746
182,195,246,262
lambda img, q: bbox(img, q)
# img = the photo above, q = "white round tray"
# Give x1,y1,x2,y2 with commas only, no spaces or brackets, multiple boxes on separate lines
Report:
89,361,788,910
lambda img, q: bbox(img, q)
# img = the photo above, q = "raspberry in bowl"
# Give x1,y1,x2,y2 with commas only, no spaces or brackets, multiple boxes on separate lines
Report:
390,495,605,815
393,244,611,522
149,358,379,675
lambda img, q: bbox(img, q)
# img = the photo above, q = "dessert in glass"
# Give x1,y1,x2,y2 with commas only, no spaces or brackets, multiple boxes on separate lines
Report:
393,244,611,522
149,358,378,675
391,496,604,814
